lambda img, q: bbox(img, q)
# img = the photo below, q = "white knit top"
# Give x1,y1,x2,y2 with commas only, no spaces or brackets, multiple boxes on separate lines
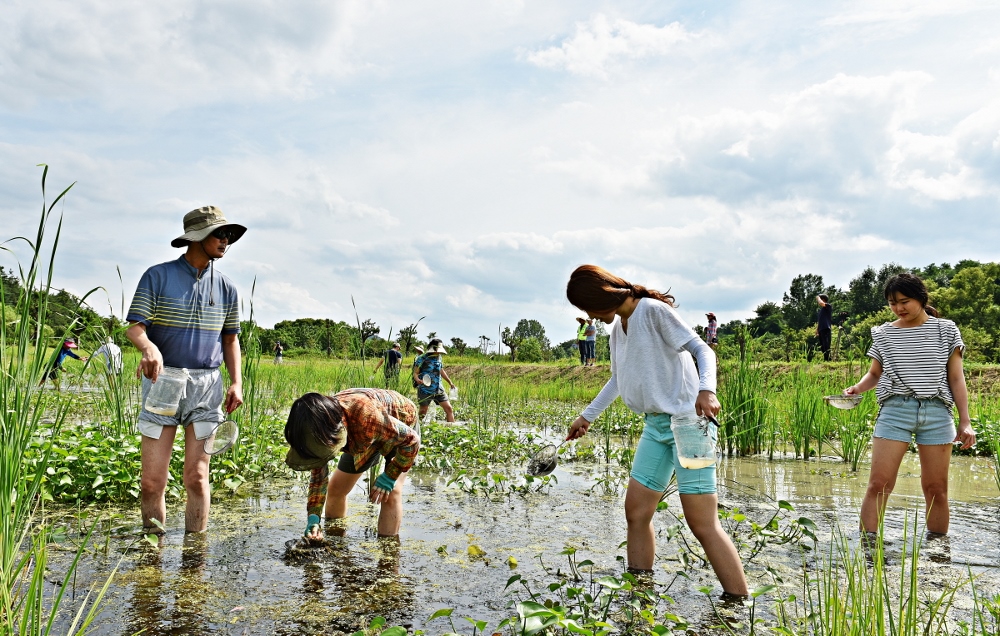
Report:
581,298,716,422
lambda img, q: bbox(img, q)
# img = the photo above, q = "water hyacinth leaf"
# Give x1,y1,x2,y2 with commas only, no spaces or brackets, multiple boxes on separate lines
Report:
752,584,777,598
462,617,488,632
429,608,454,620
596,576,626,590
381,628,407,636
504,574,522,590
778,500,794,511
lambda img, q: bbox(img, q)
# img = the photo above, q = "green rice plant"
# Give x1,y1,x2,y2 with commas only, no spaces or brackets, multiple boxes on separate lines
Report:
718,333,772,457
795,513,968,636
1,166,112,633
830,392,876,471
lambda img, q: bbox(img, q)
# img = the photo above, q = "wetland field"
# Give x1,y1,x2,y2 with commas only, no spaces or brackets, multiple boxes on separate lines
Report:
17,355,1000,636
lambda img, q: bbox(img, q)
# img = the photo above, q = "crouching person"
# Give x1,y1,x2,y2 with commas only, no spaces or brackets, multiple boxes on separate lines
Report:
284,388,420,540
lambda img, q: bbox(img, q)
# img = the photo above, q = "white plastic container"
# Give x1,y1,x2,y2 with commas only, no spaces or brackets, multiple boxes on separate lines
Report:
144,367,189,416
670,413,716,469
449,386,458,401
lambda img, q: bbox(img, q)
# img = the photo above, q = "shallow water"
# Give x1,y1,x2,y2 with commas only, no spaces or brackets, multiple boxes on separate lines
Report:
45,452,1000,635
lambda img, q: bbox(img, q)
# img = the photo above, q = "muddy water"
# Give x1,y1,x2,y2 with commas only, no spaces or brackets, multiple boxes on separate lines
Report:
47,453,1000,635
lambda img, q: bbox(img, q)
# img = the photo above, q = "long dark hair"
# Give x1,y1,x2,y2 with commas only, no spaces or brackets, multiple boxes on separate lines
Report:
883,272,927,303
284,392,345,459
566,264,675,312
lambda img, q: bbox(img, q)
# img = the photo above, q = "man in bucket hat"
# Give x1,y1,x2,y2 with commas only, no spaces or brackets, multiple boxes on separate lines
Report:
125,205,246,535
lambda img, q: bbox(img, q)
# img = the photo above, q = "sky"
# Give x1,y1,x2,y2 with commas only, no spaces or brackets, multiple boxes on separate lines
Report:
1,1,998,347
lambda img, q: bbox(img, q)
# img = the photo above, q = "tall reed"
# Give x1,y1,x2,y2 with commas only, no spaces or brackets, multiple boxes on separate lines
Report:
0,166,111,633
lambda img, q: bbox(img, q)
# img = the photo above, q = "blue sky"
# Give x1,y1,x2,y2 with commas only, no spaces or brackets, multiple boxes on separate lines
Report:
2,1,998,346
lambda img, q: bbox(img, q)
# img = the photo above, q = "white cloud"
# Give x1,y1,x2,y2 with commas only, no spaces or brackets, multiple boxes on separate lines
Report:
0,0,369,110
524,14,699,78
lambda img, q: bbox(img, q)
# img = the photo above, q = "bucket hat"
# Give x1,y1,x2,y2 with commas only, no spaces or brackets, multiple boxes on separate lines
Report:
284,428,347,471
426,343,447,355
171,206,248,248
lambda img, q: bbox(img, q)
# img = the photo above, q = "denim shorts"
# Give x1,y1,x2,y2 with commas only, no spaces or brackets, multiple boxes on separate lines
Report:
630,413,718,495
874,395,956,445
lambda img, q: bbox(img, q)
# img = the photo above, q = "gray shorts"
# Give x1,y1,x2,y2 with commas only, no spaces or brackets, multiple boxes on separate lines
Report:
138,368,223,441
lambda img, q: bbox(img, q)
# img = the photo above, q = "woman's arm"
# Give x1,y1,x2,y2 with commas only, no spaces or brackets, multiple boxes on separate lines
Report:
440,367,454,388
306,465,329,518
846,358,882,394
948,348,976,449
571,374,619,439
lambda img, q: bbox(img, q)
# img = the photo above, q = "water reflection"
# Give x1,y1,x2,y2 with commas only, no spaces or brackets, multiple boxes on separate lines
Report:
278,525,414,634
123,533,214,636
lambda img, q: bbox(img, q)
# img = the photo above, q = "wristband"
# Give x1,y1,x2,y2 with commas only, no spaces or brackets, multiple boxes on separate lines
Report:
304,513,321,536
374,472,396,493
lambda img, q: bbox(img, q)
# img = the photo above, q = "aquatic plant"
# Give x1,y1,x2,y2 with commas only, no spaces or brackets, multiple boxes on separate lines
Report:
718,341,773,457
1,166,112,633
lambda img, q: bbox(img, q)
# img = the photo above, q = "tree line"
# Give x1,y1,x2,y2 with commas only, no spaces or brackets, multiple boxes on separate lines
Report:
719,260,1000,363
8,259,998,364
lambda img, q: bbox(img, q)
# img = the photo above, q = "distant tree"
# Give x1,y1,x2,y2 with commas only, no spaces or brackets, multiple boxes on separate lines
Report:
398,318,424,354
426,331,438,342
934,263,1000,360
358,319,380,343
553,339,577,360
749,301,784,336
450,337,468,355
512,319,550,351
846,263,905,318
478,335,492,355
781,274,841,330
518,337,544,363
500,326,523,362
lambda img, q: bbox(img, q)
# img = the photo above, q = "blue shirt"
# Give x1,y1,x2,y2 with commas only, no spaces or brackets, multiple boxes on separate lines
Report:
55,346,82,368
413,354,443,392
127,256,240,369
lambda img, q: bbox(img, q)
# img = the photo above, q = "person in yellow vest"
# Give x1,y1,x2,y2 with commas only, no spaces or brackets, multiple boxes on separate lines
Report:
576,317,588,366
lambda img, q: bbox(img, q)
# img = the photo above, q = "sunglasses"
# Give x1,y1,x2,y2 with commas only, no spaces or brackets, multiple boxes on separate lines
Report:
210,227,238,241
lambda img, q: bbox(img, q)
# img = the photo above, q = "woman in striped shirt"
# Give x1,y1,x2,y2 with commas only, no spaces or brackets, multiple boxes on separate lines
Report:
844,273,975,537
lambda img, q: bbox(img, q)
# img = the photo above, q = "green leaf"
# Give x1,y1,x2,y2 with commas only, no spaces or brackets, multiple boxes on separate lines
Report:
428,608,454,621
596,576,626,590
381,627,407,636
752,584,777,598
778,499,794,511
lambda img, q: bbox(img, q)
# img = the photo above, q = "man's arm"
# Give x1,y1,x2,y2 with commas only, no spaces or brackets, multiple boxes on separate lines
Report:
440,366,454,388
126,322,163,381
222,333,243,413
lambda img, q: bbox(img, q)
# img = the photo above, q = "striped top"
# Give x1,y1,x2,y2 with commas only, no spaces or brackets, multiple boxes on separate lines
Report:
127,256,240,369
868,317,964,407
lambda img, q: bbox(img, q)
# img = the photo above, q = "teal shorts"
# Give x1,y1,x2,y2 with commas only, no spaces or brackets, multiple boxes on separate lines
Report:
630,413,718,495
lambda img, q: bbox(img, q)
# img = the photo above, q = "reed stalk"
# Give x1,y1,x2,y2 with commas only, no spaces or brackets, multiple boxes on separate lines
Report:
0,166,112,633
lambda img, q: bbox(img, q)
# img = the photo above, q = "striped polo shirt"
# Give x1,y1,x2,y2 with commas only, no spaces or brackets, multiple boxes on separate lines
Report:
868,317,964,407
127,256,240,370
